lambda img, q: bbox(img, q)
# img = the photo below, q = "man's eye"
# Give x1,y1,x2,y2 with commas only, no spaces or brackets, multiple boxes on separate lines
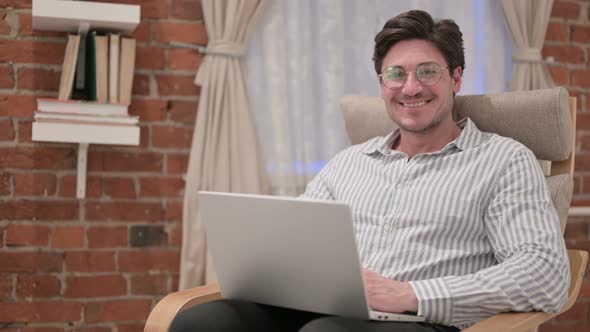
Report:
385,70,404,80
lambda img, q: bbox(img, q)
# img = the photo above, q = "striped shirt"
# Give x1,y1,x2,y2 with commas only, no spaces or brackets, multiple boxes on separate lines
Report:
301,118,570,329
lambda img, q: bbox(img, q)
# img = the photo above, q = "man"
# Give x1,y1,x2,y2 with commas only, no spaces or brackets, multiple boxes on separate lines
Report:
170,9,569,332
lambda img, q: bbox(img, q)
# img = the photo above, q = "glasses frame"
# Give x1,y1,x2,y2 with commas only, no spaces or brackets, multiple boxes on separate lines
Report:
379,62,451,90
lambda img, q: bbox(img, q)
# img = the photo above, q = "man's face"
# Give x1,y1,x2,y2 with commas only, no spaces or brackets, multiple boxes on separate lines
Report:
380,39,462,134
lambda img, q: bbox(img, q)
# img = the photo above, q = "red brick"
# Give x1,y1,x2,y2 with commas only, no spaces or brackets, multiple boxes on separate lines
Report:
87,226,128,248
138,125,149,149
21,328,65,332
116,324,144,332
103,177,136,199
169,100,197,124
18,13,61,38
0,301,82,323
72,327,110,332
85,201,164,222
88,151,163,172
0,200,79,220
0,11,11,35
17,67,61,92
17,119,32,142
542,45,585,64
152,125,193,149
548,65,569,86
0,40,64,65
551,1,581,19
564,222,589,240
170,0,203,20
13,173,57,196
571,25,590,44
0,146,76,170
130,274,168,295
5,224,50,246
546,22,568,42
58,175,101,198
118,249,180,272
65,275,126,298
84,299,151,323
136,46,165,70
0,65,14,88
155,22,207,45
169,48,204,71
572,69,590,87
132,73,150,96
51,226,85,249
165,201,182,221
580,278,590,298
128,99,166,122
157,74,199,96
539,322,590,332
0,252,63,273
573,174,582,194
0,275,13,301
139,176,185,197
0,118,15,141
576,113,590,130
0,94,37,117
555,301,588,321
64,251,115,273
167,153,189,174
131,21,150,43
169,222,182,246
16,275,61,298
0,1,31,9
0,172,9,195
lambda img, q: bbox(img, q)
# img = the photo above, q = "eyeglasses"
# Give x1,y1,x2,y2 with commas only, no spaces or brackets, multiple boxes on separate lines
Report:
379,62,450,89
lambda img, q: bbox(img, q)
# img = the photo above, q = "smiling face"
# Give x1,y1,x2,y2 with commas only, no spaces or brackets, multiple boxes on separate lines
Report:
380,39,462,135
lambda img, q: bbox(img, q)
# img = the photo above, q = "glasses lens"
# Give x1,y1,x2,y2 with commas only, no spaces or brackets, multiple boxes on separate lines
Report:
416,62,442,86
382,67,406,88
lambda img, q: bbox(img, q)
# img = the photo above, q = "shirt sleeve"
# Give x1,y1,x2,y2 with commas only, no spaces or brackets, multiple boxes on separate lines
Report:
299,165,335,200
409,147,570,327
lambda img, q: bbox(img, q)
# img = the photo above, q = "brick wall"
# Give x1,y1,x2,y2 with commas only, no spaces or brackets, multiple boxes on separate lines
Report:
0,0,204,331
541,1,590,331
2,0,590,330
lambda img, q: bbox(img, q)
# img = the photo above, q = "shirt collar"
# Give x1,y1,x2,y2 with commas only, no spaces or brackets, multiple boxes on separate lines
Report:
361,117,489,156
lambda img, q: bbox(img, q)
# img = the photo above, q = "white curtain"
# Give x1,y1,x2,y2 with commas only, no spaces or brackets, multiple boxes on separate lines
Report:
501,0,555,90
246,0,512,196
179,0,270,290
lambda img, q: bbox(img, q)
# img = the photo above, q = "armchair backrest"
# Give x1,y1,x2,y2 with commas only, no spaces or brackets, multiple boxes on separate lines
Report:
340,87,576,232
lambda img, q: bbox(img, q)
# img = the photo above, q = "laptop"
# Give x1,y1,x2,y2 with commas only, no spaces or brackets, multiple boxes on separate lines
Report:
198,191,425,322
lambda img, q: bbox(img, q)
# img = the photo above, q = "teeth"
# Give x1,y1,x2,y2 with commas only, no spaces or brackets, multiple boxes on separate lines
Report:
402,100,428,108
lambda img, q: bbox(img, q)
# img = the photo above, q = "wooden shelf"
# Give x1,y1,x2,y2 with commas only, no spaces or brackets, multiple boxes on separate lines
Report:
32,0,140,33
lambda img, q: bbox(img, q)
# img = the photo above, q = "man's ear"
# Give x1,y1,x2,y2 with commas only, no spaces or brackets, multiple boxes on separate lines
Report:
452,67,462,94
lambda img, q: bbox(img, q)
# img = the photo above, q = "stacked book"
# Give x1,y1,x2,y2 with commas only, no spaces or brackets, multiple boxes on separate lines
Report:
32,31,140,146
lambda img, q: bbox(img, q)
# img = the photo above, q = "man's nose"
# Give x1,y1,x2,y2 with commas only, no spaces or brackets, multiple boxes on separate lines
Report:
401,72,423,96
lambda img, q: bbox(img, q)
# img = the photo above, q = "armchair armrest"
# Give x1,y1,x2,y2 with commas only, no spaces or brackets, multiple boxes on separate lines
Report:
144,250,586,332
144,283,222,332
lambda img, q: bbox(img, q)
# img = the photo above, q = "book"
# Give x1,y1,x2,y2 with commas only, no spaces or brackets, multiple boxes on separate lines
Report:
84,32,109,103
95,34,109,103
32,120,140,146
37,98,128,117
85,31,97,101
118,37,136,105
75,30,87,90
108,33,120,103
35,111,139,125
58,34,81,100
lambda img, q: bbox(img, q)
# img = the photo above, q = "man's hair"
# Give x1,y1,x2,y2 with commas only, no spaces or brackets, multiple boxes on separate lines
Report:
373,10,465,76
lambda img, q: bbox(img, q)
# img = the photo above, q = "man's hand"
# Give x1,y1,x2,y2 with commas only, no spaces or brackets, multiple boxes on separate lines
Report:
362,268,419,313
